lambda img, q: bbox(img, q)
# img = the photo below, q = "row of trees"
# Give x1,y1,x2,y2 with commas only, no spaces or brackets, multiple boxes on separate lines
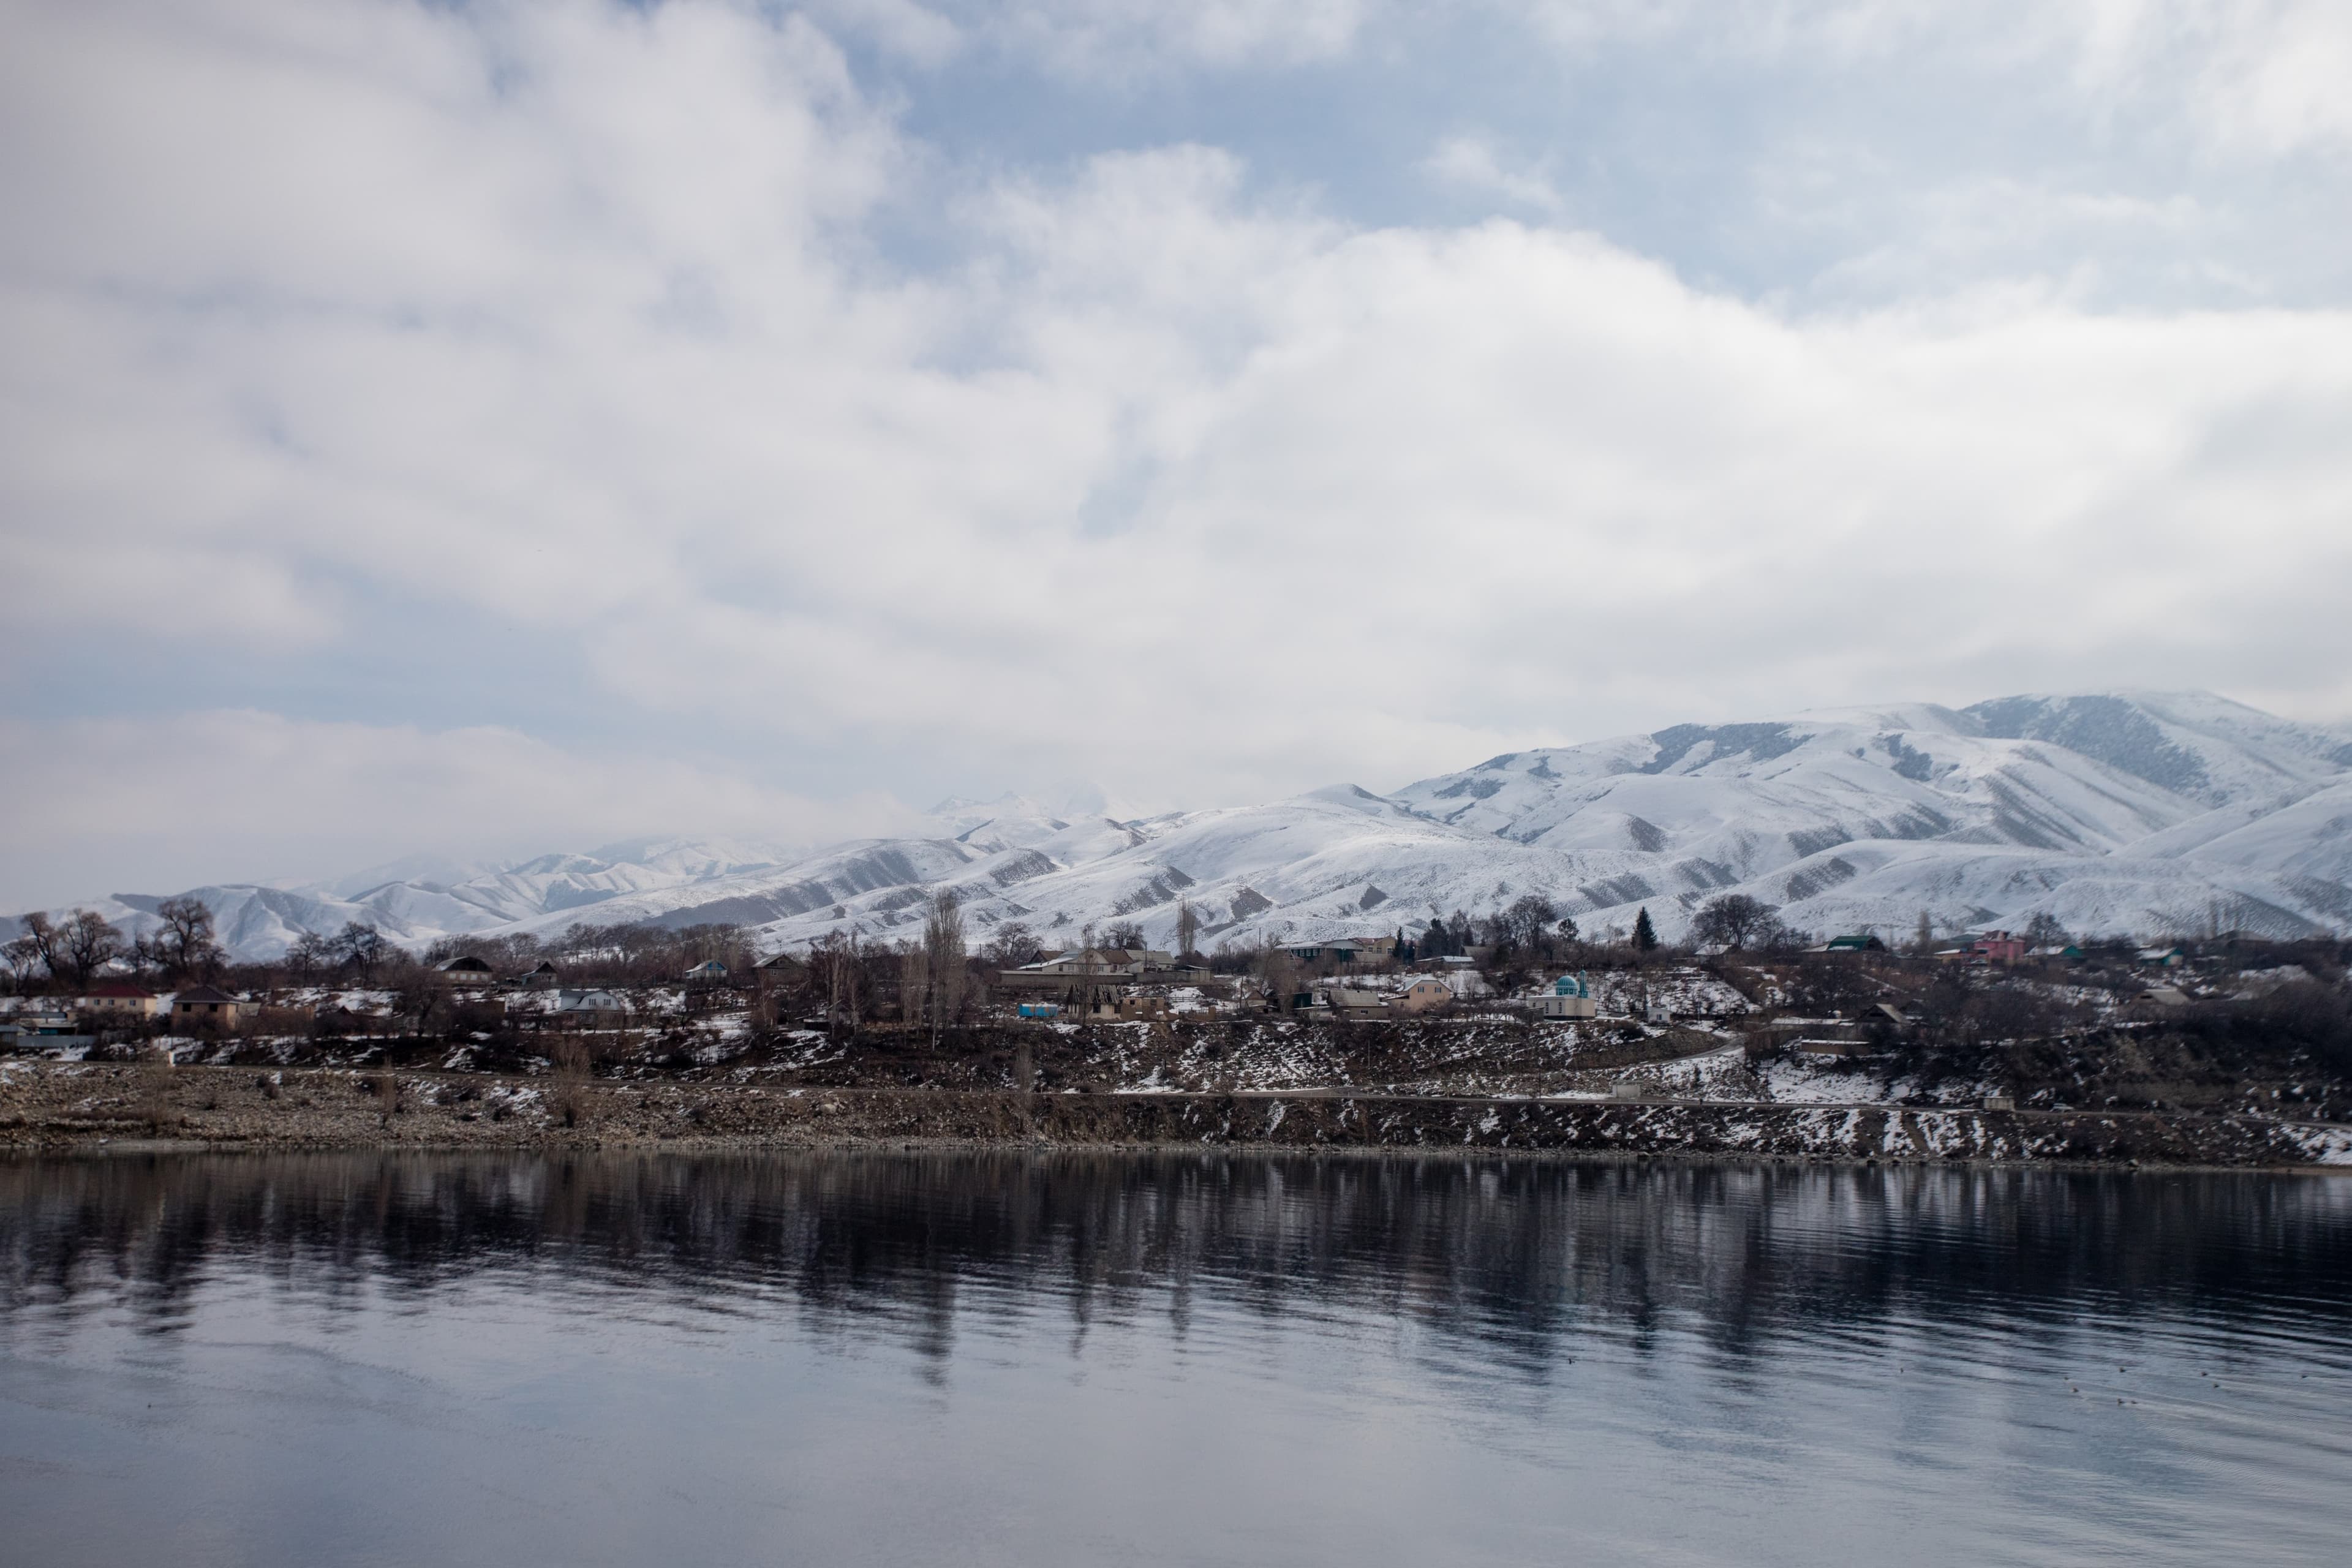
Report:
803,891,986,1036
4,897,228,991
2,902,502,996
0,876,2146,1011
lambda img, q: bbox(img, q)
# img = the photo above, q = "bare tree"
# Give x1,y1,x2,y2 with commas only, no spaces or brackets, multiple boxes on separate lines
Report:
1104,920,1144,952
334,922,389,984
815,930,862,1036
12,913,62,988
287,929,334,981
924,889,967,1045
1499,894,1558,949
986,921,1039,969
1258,946,1302,1012
152,895,225,979
1691,894,1780,952
59,910,126,989
2,934,42,993
1175,899,1200,962
899,943,930,1026
2022,911,2071,950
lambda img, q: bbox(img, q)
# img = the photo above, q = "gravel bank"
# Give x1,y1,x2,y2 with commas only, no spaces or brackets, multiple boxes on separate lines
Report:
3,1063,2345,1167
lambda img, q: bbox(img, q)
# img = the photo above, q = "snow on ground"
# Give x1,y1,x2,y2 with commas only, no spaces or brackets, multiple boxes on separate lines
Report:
1587,968,1753,1019
2293,1125,2352,1165
1758,1057,1890,1104
1588,1041,1760,1099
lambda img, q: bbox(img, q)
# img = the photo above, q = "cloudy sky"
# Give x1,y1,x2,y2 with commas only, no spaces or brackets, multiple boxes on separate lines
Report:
4,0,2350,907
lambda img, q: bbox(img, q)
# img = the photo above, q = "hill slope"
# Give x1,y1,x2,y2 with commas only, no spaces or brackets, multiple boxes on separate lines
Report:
25,693,2352,960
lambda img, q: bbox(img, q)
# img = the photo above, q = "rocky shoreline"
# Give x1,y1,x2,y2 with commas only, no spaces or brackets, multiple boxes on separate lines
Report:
2,1063,2346,1168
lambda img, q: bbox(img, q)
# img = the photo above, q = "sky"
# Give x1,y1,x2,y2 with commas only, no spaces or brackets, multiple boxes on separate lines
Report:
3,0,2351,908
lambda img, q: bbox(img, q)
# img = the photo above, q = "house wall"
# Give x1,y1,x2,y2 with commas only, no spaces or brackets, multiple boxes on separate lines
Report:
78,995,159,1017
173,1000,253,1032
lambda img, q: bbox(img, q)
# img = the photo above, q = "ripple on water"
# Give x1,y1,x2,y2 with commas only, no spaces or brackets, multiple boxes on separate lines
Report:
2,1152,2351,1567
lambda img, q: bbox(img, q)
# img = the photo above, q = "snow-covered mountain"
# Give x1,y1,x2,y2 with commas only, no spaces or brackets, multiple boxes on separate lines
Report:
23,693,2352,960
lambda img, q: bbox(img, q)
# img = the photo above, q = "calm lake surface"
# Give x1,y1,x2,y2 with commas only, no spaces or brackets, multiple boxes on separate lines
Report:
4,1153,2351,1566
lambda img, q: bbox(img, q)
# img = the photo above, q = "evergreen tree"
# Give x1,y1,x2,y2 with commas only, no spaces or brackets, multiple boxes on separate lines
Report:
1632,907,1659,952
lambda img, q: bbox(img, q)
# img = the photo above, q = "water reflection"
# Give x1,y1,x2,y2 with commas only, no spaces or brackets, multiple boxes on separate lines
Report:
4,1153,2351,1568
7,1153,2350,1357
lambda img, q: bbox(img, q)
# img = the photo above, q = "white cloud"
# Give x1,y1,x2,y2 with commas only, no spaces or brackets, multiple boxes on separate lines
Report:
1502,1,2352,156
2,0,2350,903
2179,0,2352,156
794,0,1382,75
1419,135,1567,216
0,710,920,910
800,0,965,67
978,0,1374,72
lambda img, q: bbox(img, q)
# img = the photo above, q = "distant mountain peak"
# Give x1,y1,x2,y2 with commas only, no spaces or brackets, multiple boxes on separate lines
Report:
34,692,2352,959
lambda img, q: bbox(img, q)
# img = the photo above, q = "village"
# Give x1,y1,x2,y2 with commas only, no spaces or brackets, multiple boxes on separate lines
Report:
4,889,2346,1152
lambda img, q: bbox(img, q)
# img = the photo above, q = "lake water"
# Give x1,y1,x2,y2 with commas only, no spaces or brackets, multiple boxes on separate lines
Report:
4,1153,2350,1566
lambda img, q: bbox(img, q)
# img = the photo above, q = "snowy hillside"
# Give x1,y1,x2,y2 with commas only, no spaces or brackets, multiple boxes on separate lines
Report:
21,692,2352,960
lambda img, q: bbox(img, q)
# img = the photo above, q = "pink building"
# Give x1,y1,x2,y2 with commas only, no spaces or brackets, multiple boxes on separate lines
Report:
1966,930,2026,965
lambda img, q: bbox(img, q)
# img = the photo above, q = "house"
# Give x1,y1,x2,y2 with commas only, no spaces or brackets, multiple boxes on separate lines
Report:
1822,933,1885,954
1281,936,1398,968
755,952,810,993
681,959,732,984
2138,945,2187,968
1324,986,1389,1017
436,955,496,987
996,948,1185,997
552,989,627,1028
172,985,256,1031
2,1011,94,1049
1396,977,1454,1014
1796,1036,1871,1057
76,981,160,1019
1939,930,2026,966
519,960,560,989
1967,930,2026,965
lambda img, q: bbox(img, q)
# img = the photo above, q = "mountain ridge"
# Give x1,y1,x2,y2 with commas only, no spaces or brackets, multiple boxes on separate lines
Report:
20,691,2352,960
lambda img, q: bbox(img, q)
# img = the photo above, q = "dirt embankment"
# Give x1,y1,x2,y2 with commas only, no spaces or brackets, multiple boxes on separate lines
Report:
0,1063,2339,1167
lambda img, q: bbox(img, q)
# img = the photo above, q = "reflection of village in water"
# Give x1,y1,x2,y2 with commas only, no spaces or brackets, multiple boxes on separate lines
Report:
9,1153,2352,1362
